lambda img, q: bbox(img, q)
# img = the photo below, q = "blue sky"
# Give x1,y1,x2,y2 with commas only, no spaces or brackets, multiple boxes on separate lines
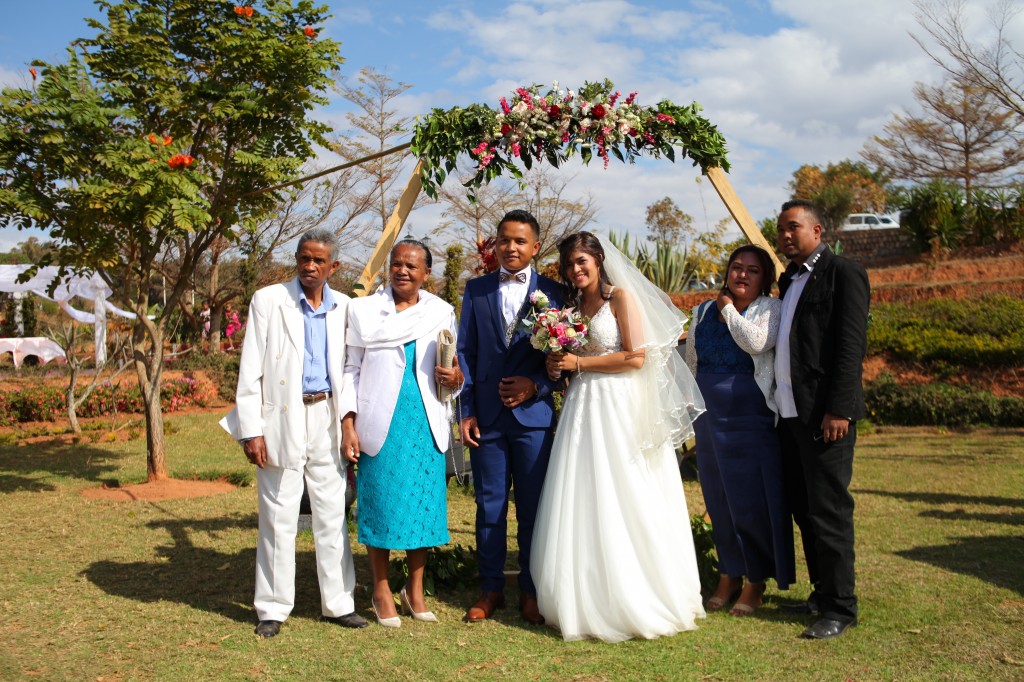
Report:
2,0,1021,253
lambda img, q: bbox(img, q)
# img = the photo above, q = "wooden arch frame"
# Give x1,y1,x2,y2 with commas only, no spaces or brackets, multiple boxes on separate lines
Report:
350,160,781,296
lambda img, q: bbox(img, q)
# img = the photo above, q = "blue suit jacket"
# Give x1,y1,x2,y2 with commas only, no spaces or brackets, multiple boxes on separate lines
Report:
457,270,566,429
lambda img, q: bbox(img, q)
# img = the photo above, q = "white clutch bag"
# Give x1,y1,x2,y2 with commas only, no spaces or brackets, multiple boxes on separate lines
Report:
436,328,456,402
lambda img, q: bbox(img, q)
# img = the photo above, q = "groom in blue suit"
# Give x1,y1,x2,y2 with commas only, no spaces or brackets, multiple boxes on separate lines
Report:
458,209,565,625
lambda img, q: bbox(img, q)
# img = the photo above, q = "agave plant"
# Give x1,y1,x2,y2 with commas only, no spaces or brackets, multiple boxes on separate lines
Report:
608,231,698,294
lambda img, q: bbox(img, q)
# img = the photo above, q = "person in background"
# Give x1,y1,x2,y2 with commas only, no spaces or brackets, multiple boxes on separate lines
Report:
224,302,241,350
341,239,463,628
685,244,795,616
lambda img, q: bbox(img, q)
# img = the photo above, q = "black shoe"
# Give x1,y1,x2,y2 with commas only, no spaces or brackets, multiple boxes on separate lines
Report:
800,617,857,639
325,612,369,629
780,600,820,616
255,620,282,638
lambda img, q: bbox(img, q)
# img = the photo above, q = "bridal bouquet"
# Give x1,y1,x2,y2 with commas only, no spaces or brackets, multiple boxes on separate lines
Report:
521,291,589,353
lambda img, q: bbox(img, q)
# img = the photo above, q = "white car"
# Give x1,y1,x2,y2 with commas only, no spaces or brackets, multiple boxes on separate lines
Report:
843,213,898,230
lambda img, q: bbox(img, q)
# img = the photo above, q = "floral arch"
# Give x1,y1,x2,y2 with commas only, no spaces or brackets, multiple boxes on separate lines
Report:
303,80,778,294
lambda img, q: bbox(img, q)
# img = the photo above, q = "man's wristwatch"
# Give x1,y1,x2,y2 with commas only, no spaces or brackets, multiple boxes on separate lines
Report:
239,436,256,445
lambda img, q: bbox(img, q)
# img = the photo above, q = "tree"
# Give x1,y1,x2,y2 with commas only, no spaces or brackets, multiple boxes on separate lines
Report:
861,80,1024,195
914,0,1024,120
789,160,892,230
437,168,598,268
645,196,695,246
0,0,343,480
48,319,131,435
185,164,377,353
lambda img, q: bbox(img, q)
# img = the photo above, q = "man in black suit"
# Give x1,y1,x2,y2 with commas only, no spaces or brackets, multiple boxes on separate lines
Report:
774,199,870,639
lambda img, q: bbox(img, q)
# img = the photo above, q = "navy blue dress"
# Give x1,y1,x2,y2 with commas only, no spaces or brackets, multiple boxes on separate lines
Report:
693,307,794,588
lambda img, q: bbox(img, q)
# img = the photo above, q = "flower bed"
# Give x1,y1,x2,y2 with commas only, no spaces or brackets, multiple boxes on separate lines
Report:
0,373,216,425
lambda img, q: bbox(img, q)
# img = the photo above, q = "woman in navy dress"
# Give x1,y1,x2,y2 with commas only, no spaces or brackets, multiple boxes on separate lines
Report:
685,245,795,616
341,240,463,627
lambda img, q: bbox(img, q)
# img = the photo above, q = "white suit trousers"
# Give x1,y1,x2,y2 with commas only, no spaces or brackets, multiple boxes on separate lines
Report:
254,400,356,621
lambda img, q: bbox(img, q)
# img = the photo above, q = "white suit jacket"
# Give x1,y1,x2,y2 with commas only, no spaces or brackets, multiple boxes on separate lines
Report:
340,288,457,456
220,279,350,470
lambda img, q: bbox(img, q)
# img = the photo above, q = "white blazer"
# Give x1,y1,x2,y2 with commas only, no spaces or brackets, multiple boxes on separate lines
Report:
340,288,457,456
220,279,350,470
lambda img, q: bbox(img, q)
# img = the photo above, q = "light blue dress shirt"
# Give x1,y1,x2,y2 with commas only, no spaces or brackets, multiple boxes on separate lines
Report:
298,280,336,394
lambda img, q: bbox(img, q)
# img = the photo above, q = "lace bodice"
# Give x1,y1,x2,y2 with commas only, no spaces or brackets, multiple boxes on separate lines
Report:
581,300,621,357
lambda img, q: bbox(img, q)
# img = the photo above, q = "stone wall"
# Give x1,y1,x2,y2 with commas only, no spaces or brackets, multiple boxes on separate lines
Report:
827,227,914,265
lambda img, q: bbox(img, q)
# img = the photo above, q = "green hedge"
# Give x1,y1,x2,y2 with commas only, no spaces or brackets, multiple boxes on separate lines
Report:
168,350,240,402
865,373,1024,428
0,375,217,426
868,295,1024,366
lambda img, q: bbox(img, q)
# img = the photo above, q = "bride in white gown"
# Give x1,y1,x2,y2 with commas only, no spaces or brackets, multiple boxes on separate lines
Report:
531,231,707,642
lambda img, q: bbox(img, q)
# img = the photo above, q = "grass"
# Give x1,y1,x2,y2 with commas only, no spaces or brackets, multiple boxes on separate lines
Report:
0,414,1022,680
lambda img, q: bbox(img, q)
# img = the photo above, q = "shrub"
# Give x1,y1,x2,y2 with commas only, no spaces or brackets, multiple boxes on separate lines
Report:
691,514,719,595
0,375,217,424
865,373,1024,427
868,295,1024,366
169,350,240,401
388,544,478,596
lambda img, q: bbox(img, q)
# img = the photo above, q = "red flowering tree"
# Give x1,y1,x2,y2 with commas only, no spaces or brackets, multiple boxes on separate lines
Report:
0,0,343,480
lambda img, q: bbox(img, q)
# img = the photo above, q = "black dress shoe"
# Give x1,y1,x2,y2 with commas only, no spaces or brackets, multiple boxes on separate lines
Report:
325,612,369,629
255,620,282,638
800,617,857,639
780,600,820,616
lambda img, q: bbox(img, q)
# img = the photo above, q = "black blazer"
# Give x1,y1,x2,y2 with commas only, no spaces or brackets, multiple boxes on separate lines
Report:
779,248,870,427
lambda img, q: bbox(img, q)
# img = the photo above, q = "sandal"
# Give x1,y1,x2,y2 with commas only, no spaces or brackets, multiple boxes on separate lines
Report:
729,582,765,617
706,583,743,611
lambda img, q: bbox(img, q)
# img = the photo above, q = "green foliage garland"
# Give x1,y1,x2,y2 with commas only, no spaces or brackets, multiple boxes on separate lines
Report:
411,80,729,200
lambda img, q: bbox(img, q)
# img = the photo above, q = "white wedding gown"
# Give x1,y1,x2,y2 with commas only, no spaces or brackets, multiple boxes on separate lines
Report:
532,300,706,642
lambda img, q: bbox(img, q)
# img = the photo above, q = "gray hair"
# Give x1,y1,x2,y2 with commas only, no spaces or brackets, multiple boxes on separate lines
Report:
296,228,340,261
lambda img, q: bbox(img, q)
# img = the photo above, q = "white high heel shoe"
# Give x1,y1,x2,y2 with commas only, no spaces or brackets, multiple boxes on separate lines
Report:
399,586,438,623
372,596,401,628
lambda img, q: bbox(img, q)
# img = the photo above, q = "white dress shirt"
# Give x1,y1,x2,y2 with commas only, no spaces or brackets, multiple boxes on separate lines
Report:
775,245,825,420
499,265,532,327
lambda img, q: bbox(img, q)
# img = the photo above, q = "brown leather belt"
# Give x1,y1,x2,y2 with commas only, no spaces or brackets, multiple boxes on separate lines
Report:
302,391,331,405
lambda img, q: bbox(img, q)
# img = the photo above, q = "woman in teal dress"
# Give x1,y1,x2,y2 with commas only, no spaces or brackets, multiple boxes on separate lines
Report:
341,240,463,627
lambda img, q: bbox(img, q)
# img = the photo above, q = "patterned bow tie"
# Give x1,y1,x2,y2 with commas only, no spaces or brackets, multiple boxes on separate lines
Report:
499,271,527,284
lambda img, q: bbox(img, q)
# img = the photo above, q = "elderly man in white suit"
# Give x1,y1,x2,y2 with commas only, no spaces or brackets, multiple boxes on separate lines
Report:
221,228,367,638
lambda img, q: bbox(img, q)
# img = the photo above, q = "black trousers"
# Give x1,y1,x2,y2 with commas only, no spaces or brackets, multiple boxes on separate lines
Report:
779,418,858,622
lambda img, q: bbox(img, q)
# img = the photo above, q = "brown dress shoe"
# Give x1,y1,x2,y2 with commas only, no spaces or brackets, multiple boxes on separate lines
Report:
519,592,545,625
465,591,505,622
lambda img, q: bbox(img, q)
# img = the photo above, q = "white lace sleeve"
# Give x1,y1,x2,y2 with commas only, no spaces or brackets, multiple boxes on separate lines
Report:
721,296,781,355
684,304,700,376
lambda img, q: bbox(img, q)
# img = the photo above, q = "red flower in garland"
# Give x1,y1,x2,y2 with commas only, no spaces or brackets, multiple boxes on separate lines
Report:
500,123,512,136
591,104,607,119
547,104,561,120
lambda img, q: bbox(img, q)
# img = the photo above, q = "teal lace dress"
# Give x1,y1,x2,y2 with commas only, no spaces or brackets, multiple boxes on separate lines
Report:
356,340,450,550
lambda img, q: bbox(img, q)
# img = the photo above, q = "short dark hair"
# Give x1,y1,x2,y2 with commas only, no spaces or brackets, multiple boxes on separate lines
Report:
780,199,825,228
391,239,432,269
297,227,340,261
727,244,776,296
497,209,540,240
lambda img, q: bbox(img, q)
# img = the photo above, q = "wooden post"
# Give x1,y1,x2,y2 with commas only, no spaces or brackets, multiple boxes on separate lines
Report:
706,166,784,277
352,160,424,296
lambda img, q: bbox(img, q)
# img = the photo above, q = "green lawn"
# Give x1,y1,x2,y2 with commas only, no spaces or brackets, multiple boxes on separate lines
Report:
0,414,1021,681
